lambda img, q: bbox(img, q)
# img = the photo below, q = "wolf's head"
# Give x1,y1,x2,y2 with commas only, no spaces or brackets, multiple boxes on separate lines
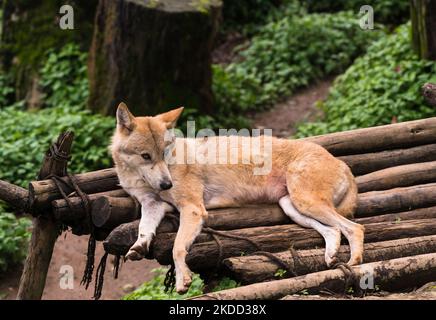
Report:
110,102,184,191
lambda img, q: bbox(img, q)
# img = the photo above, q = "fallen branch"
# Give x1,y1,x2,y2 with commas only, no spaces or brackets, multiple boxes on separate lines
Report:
192,253,436,300
223,235,436,284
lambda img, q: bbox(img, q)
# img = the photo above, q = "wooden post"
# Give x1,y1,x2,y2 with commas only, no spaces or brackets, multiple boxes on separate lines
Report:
17,132,74,300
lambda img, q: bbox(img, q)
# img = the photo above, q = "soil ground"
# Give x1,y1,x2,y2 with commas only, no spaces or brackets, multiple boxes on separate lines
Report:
0,232,159,300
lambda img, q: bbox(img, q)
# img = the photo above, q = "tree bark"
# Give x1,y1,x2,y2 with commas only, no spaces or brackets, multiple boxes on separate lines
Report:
223,235,436,284
88,0,222,116
356,161,436,192
17,132,74,300
411,0,436,60
192,253,436,300
304,117,436,156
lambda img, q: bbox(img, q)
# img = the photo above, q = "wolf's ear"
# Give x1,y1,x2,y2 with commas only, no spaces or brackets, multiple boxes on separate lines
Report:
156,107,184,129
116,102,135,132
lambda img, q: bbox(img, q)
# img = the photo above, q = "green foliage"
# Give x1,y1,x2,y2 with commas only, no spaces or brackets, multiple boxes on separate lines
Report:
123,268,239,300
0,44,114,188
306,0,410,25
0,207,31,272
0,73,14,107
0,105,114,188
296,23,436,138
213,11,384,119
40,43,89,109
122,268,204,300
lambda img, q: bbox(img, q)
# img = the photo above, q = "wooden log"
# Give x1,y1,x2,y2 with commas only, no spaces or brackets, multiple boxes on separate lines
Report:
356,183,436,217
304,117,436,156
356,161,436,192
91,196,140,229
192,253,436,300
105,217,436,270
339,143,436,176
223,235,436,284
0,179,28,211
28,168,119,211
88,0,221,116
422,83,436,107
52,189,127,223
17,132,74,300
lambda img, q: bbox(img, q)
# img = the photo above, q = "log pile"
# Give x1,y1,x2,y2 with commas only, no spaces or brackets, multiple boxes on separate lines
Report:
3,116,436,299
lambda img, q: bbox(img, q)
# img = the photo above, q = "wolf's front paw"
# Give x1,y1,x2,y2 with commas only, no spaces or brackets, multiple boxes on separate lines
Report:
125,237,151,261
176,271,192,294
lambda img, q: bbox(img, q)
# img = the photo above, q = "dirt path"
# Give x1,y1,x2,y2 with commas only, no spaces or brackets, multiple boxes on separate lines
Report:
1,232,159,300
250,78,334,137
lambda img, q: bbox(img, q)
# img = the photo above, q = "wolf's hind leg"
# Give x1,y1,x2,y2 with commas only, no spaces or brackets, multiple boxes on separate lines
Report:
279,196,341,267
288,193,364,266
173,202,208,294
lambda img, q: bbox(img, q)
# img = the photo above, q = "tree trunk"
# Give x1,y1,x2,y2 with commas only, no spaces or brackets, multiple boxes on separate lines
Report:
88,0,222,116
192,253,436,300
223,235,436,284
17,132,74,300
411,0,436,60
0,0,97,104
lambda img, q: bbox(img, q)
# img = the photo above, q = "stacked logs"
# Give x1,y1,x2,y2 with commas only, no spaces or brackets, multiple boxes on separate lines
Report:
3,117,436,299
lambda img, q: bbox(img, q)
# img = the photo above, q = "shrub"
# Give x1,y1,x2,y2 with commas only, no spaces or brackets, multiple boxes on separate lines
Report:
0,207,31,272
213,11,384,119
40,43,89,109
123,268,239,300
305,0,410,25
0,105,114,188
295,23,436,138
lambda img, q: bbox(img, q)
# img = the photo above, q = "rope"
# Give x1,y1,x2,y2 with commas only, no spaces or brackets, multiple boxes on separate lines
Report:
46,173,98,292
332,261,362,296
93,252,109,300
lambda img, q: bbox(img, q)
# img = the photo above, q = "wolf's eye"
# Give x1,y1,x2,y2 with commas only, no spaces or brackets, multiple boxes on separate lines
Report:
141,153,151,161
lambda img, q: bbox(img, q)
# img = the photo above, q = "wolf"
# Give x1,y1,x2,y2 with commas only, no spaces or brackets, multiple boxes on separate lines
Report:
110,102,364,294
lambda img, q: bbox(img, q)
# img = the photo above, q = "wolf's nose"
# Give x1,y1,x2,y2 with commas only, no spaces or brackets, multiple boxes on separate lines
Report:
160,181,173,190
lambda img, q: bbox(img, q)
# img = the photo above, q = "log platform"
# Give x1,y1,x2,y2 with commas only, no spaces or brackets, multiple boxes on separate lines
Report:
3,116,436,299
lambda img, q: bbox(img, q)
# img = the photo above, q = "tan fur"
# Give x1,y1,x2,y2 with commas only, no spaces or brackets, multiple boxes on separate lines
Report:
111,103,364,293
